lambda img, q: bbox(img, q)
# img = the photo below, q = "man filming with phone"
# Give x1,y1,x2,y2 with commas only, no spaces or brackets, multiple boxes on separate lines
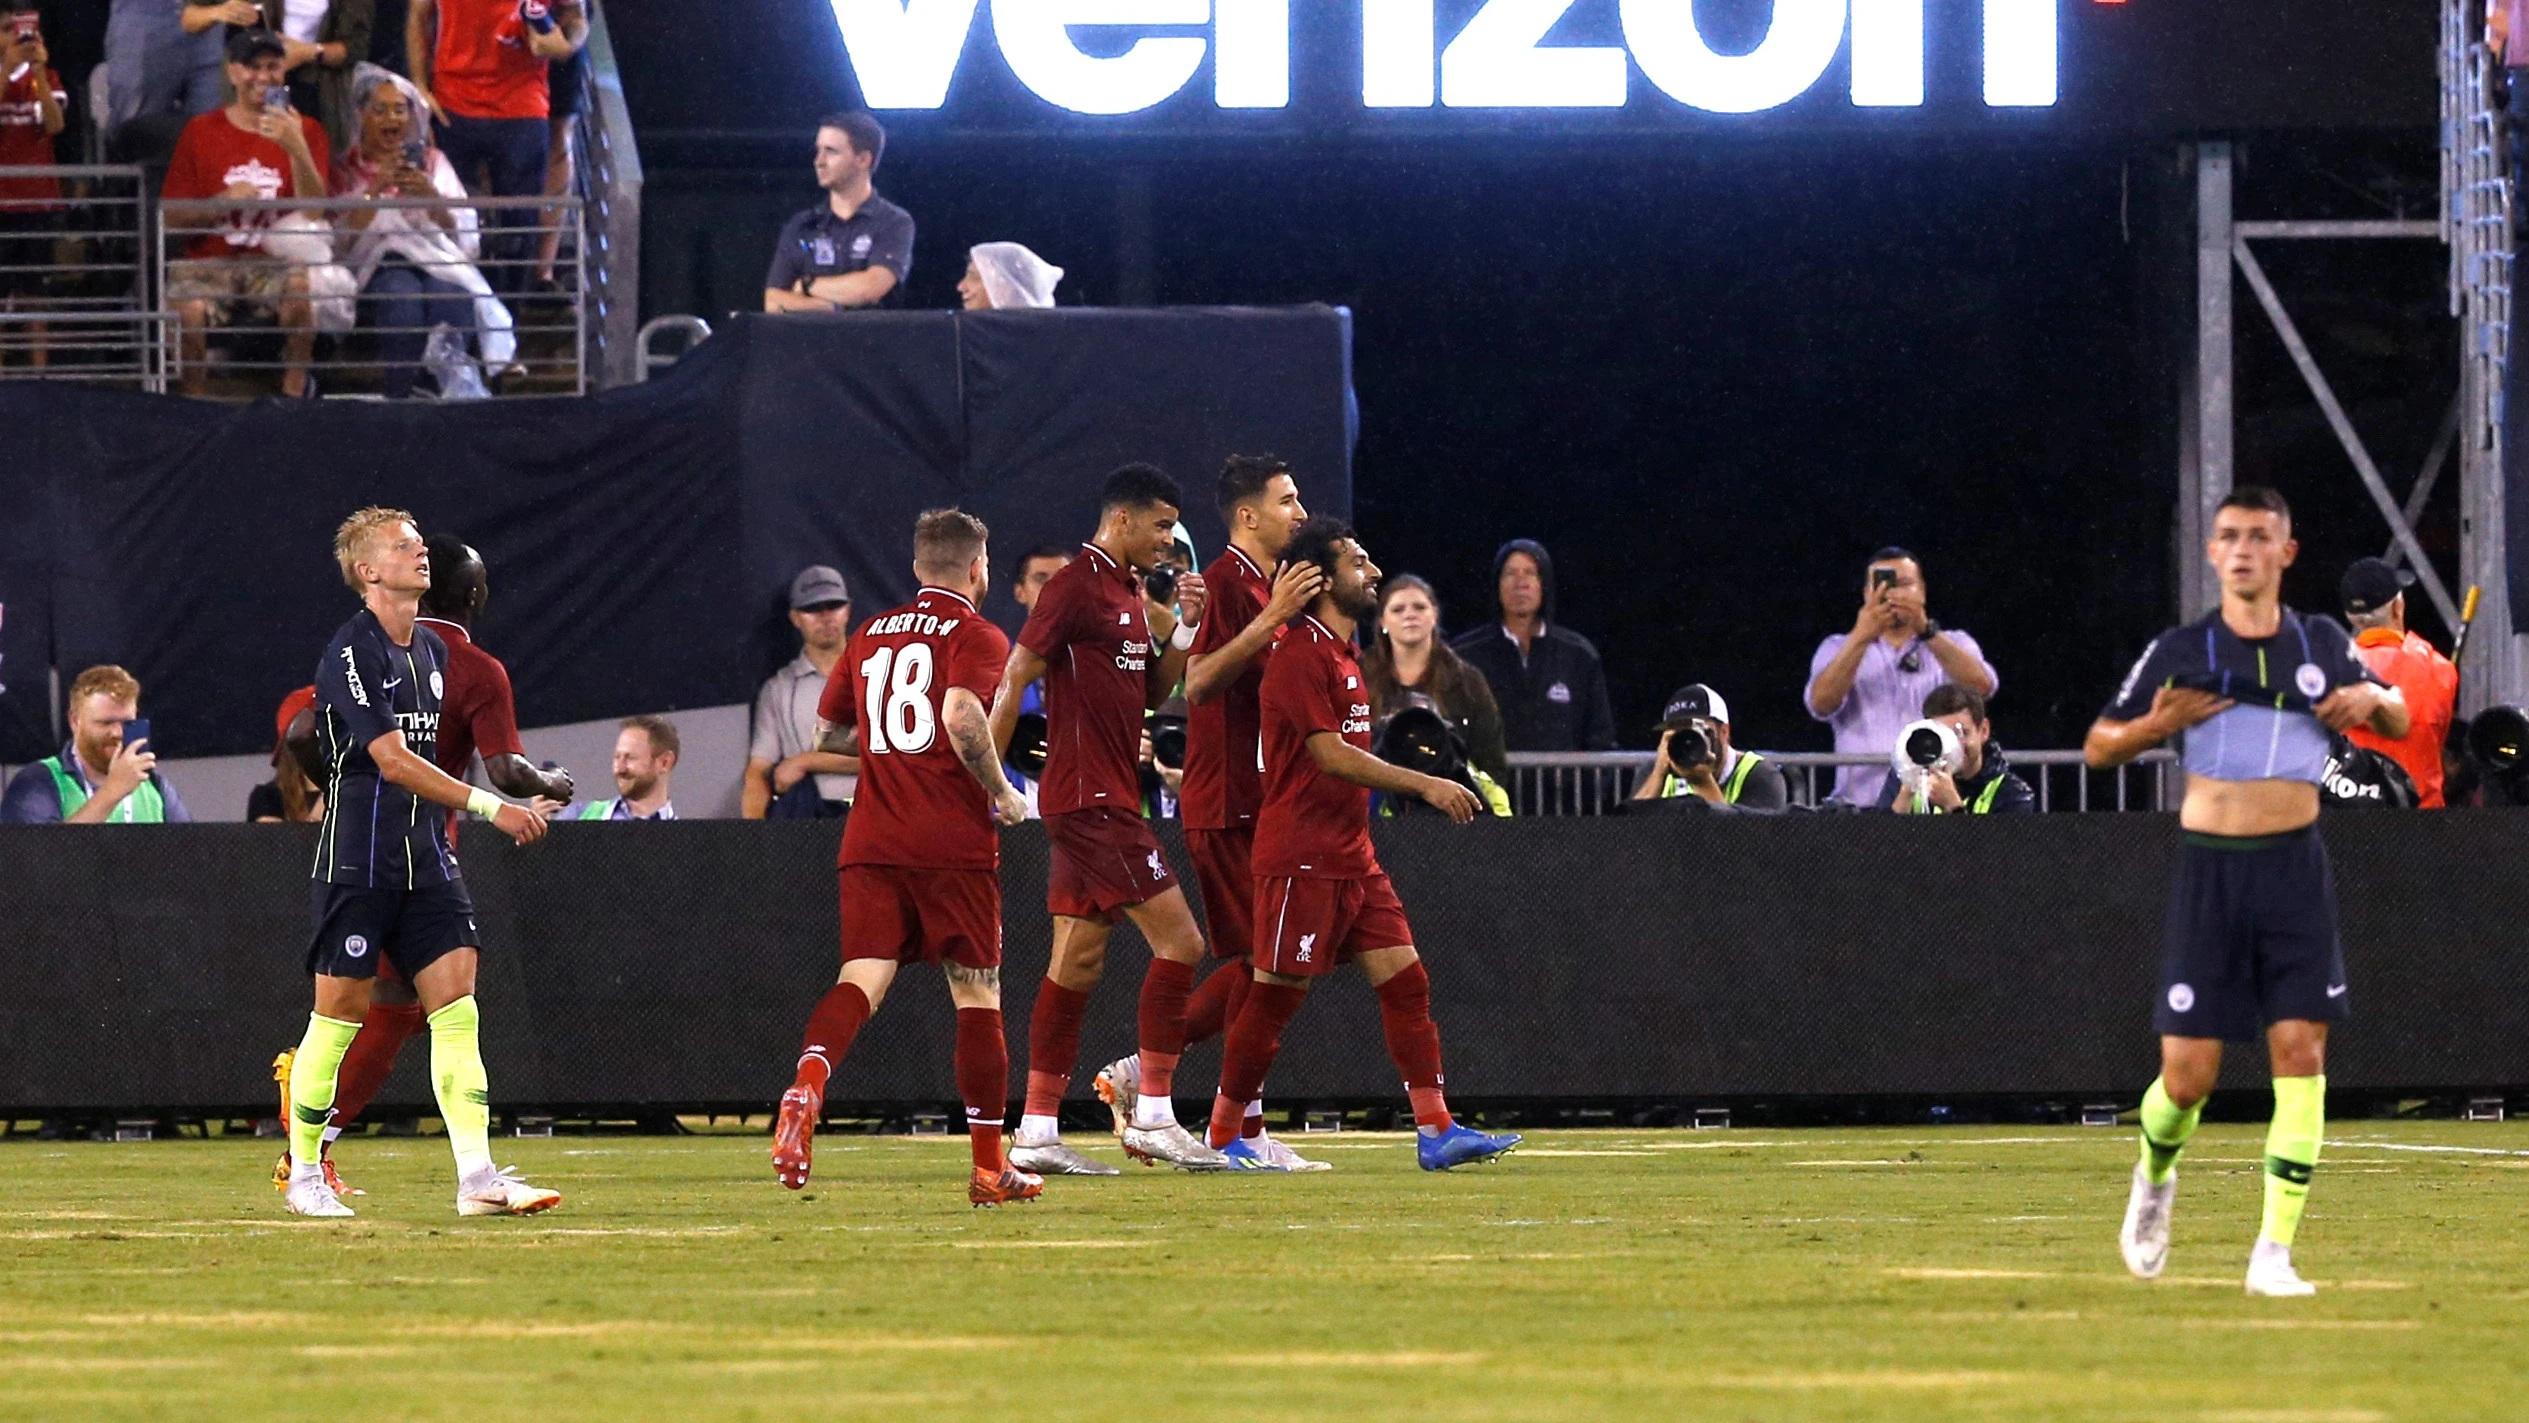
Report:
2,665,195,823
1805,547,1998,808
1628,683,1786,811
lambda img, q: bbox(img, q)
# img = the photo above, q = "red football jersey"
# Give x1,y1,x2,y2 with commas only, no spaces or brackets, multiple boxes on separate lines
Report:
1180,546,1277,831
822,587,1011,871
1016,544,1153,818
1253,615,1377,879
418,617,526,844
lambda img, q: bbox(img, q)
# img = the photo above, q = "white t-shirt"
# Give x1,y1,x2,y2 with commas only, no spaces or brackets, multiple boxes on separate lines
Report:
282,0,332,43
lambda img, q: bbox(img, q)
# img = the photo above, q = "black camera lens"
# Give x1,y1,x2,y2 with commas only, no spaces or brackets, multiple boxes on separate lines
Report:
1144,566,1178,607
1150,715,1188,771
2469,703,2529,773
1903,725,1948,767
1665,720,1714,770
1008,713,1049,778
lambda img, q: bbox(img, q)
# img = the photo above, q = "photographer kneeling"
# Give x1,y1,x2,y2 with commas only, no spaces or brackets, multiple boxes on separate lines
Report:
1874,684,2034,815
1628,684,1787,812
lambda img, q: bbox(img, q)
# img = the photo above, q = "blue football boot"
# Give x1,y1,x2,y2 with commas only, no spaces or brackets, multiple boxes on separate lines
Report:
1417,1123,1523,1171
1219,1138,1290,1171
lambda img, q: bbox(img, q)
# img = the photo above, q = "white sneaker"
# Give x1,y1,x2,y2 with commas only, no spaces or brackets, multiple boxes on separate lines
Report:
1253,1132,1332,1172
284,1169,355,1218
457,1164,563,1217
1092,1055,1140,1138
1122,1122,1231,1171
2118,1164,2173,1279
1008,1140,1121,1177
2244,1238,2316,1297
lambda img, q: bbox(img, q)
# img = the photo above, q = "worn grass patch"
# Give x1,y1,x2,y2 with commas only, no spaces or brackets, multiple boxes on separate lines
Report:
0,1122,2521,1421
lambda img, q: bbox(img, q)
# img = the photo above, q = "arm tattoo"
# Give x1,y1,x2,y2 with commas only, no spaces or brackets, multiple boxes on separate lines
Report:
947,705,1007,792
945,963,1000,991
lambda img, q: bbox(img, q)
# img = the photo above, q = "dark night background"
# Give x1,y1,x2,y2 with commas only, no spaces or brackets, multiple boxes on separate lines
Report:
45,0,2450,754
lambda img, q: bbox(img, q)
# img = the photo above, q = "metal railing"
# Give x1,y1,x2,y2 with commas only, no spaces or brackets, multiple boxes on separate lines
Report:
635,313,711,380
577,0,645,389
0,165,156,385
1503,749,2181,817
155,194,585,398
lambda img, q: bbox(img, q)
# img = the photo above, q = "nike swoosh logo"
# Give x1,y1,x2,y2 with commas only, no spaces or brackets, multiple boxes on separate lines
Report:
382,678,404,690
2326,984,2348,998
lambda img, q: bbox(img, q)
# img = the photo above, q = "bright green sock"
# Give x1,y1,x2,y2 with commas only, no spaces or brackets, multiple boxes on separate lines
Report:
2136,1076,2202,1186
2261,1075,2325,1247
428,996,495,1179
287,1013,361,1173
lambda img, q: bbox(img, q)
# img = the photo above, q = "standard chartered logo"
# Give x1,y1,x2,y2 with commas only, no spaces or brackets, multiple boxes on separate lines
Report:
830,0,2058,115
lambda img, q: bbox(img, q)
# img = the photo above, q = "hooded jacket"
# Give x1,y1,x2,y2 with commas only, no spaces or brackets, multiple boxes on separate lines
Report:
1448,540,1617,753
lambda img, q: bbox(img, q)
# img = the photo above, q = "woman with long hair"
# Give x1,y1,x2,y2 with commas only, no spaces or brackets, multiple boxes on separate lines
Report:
1360,574,1509,785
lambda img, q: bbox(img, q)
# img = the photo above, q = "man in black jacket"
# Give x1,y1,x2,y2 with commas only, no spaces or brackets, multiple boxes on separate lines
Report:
1449,539,1616,752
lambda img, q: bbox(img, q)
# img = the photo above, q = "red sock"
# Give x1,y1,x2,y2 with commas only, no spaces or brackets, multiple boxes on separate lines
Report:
1181,962,1251,1047
955,1007,1008,1173
1024,979,1090,1118
1207,981,1309,1148
1374,962,1453,1132
1135,958,1197,1098
793,981,873,1106
329,1002,422,1132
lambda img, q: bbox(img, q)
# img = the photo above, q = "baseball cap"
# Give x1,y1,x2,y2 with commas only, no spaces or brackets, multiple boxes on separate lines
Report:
273,684,316,755
2339,557,2415,616
1660,683,1730,728
226,27,288,65
789,565,849,610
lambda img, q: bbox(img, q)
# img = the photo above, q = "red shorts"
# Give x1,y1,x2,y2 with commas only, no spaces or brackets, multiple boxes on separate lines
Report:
1252,872,1413,979
840,864,1002,969
1045,807,1175,922
1184,826,1255,962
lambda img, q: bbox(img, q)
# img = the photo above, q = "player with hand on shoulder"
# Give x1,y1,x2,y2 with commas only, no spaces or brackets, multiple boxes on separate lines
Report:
772,510,1043,1207
1206,517,1521,1172
2088,486,2407,1297
280,509,563,1220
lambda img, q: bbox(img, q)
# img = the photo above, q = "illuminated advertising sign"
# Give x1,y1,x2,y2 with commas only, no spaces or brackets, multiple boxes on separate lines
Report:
828,0,2057,119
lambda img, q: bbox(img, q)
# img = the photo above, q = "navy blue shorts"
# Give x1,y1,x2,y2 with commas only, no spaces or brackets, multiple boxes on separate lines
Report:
2156,827,2349,1042
306,879,480,982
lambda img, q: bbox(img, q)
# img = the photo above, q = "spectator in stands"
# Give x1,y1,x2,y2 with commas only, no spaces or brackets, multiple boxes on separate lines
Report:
161,28,329,399
248,684,324,822
1628,683,1787,811
248,0,368,153
407,0,583,295
1361,573,1508,785
2341,557,2459,808
957,241,1063,311
1874,683,2032,815
1011,544,1071,618
1451,539,1615,753
1805,547,1998,808
1,664,194,823
332,62,512,397
743,564,859,819
571,715,678,821
762,112,912,314
104,0,253,165
531,33,586,296
0,13,66,370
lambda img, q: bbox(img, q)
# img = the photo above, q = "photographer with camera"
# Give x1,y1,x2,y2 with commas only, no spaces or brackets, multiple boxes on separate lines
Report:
1373,692,1510,818
1806,548,1999,808
1628,684,1786,811
1873,684,2033,815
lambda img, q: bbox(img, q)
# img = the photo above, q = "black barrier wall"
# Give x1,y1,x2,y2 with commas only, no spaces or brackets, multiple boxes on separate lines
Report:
7,813,2528,1114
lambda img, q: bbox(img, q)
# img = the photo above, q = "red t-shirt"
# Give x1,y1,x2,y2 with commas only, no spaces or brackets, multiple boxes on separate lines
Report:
1253,615,1376,879
821,588,1011,871
419,618,526,841
1017,544,1155,819
1180,546,1277,831
161,109,331,259
0,66,65,205
433,0,555,120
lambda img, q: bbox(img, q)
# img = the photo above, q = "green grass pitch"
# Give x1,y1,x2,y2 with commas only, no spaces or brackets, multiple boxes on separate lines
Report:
3,1121,2525,1421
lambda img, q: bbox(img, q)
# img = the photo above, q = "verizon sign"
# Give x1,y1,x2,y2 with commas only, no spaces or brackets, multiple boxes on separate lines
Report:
828,0,2060,117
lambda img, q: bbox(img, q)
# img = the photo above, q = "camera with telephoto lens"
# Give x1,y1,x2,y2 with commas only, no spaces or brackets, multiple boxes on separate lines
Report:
1142,565,1177,608
2468,704,2529,804
1149,712,1187,771
1662,717,1716,771
1893,717,1962,777
1373,697,1487,815
1007,712,1049,778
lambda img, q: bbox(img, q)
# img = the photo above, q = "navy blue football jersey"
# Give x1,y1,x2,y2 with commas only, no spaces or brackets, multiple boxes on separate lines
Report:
2103,607,2383,785
312,609,458,887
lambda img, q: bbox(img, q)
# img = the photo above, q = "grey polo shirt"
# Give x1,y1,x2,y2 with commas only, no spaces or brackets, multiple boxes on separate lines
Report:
750,654,856,803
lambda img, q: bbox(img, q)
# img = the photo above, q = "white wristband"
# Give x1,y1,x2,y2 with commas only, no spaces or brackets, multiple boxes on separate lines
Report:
1169,621,1198,652
466,788,502,820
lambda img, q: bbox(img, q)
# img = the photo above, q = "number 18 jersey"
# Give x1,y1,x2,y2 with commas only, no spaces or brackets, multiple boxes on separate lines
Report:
817,587,1012,872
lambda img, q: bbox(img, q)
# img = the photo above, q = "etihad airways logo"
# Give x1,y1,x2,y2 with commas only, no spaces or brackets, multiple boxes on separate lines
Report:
829,0,2058,116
